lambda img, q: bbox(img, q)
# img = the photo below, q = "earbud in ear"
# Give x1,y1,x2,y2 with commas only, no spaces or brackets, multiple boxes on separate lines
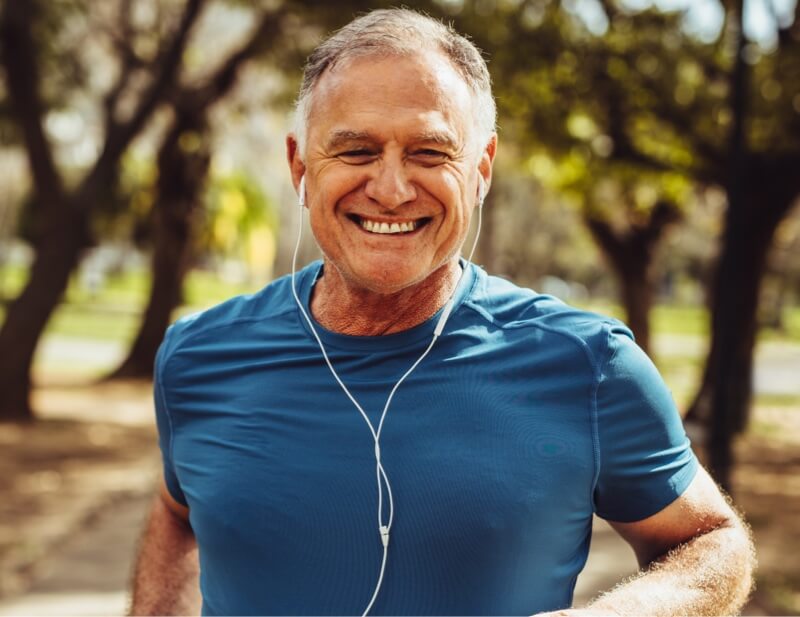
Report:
298,176,306,207
477,176,486,208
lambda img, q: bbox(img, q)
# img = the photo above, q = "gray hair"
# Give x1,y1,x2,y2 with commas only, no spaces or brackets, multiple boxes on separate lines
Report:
293,8,496,157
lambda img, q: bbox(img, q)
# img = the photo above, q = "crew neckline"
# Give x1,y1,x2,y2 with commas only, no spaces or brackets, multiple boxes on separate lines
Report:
294,259,479,351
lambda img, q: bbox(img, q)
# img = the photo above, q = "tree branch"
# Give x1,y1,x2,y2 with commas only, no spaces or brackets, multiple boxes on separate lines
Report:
595,0,620,22
642,200,682,244
795,0,800,32
584,212,632,271
0,0,64,204
761,0,784,49
85,0,207,194
179,6,287,112
102,0,147,136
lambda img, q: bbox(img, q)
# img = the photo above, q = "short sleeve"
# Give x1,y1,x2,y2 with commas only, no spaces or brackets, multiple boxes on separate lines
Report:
592,323,698,522
154,325,188,506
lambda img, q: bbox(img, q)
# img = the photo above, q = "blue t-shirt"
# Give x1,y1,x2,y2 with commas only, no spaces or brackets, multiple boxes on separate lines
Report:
154,260,697,616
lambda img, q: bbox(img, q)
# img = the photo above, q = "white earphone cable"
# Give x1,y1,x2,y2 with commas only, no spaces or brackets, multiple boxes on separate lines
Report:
290,178,484,616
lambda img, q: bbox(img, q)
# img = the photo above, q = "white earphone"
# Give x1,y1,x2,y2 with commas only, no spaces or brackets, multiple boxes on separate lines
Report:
298,175,306,207
289,172,486,615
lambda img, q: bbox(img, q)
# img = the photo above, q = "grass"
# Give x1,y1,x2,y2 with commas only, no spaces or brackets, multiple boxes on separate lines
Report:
46,305,140,343
0,266,261,343
760,306,800,342
652,305,710,337
652,353,704,371
751,420,784,440
578,298,800,342
754,392,800,407
578,302,712,338
60,267,260,309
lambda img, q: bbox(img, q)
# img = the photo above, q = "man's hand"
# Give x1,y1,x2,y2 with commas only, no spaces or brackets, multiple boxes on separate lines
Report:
551,466,755,616
129,481,201,616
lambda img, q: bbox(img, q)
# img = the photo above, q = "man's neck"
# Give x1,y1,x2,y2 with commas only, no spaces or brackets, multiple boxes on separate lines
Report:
309,259,462,336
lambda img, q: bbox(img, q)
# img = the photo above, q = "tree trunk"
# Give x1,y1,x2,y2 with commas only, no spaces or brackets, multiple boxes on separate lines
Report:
705,178,795,490
686,181,799,483
106,208,196,379
617,260,653,355
0,208,88,421
584,202,679,357
0,0,207,418
586,219,654,355
108,119,210,379
684,351,714,426
703,0,749,491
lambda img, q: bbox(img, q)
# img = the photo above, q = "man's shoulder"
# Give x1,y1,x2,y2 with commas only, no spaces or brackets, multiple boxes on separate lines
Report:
468,267,633,354
161,271,298,357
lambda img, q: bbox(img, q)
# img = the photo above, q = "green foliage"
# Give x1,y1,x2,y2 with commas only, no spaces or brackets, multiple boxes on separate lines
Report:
462,4,715,212
747,36,800,154
201,169,277,259
0,263,29,299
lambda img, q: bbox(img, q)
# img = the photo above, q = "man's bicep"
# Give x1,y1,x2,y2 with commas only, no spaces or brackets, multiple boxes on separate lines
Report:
607,465,739,567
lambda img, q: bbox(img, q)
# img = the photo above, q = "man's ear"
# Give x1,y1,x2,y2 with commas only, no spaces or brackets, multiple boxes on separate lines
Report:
286,134,306,194
478,133,497,194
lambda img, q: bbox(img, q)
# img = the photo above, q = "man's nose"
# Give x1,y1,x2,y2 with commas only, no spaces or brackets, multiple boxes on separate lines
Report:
364,159,417,209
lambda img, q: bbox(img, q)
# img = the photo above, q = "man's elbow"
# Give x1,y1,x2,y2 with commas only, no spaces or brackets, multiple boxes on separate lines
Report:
719,514,757,603
681,511,758,613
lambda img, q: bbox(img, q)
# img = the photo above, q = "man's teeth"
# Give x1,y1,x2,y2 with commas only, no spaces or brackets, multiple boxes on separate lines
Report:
360,219,418,234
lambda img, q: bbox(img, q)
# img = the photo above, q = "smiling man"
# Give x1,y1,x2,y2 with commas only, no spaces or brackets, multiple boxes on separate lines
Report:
289,35,495,332
130,9,755,617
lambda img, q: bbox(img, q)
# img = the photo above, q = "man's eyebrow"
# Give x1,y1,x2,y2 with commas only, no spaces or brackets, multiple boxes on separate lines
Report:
325,129,460,150
410,130,459,149
325,130,375,150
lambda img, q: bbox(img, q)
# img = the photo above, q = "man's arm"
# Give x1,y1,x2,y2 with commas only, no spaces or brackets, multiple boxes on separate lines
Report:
543,466,756,616
129,481,201,616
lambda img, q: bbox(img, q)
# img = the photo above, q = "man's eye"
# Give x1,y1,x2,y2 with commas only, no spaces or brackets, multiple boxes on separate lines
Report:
337,150,376,163
413,150,449,164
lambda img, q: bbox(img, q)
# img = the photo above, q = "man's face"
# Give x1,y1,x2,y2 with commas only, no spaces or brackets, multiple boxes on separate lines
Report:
288,51,496,295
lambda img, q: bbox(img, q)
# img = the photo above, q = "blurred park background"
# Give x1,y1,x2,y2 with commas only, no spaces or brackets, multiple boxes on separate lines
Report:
0,0,798,613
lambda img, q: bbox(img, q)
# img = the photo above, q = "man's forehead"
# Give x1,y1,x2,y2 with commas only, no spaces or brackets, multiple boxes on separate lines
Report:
307,51,475,146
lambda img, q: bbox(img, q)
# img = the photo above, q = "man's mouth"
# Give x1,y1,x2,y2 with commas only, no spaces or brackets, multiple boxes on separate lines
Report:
346,214,432,235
